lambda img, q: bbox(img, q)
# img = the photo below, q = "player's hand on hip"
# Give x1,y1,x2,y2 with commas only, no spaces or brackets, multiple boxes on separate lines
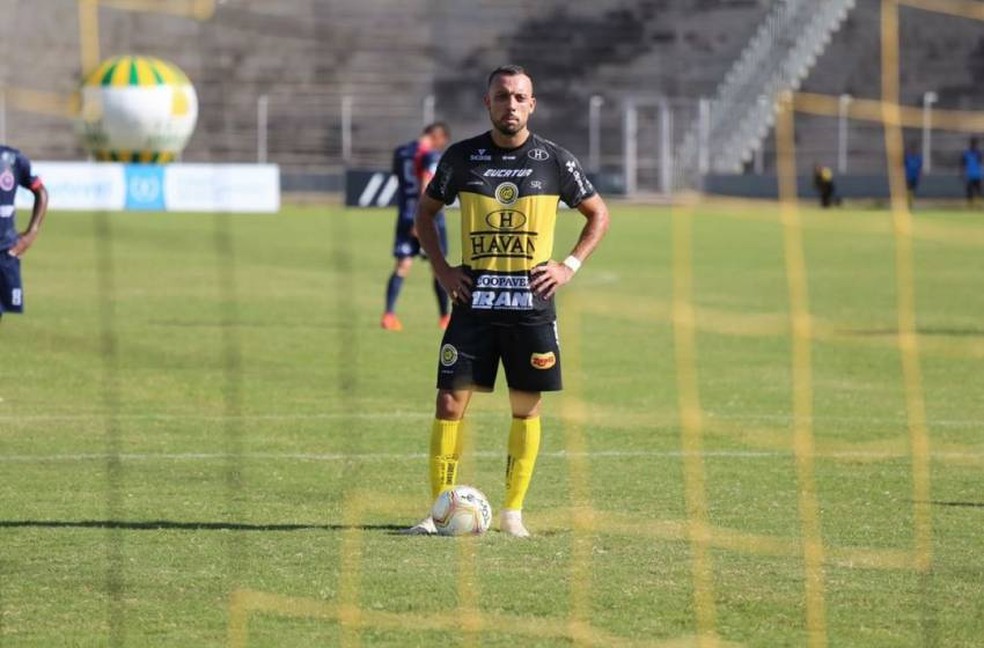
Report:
438,265,473,304
8,233,35,258
530,261,574,299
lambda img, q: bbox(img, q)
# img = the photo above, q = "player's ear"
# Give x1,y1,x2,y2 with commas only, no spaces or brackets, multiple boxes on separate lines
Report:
529,96,536,115
483,92,491,110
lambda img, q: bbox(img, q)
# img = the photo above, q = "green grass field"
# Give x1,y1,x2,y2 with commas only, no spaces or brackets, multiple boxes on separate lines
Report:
1,200,982,647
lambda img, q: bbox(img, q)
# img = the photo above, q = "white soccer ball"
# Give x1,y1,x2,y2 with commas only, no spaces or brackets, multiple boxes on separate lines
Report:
431,485,493,536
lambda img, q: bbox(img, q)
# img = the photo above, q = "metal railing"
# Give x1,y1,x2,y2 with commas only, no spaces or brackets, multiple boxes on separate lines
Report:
675,0,857,189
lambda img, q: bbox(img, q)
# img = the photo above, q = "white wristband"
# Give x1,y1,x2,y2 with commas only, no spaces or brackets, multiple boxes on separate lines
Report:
562,255,582,274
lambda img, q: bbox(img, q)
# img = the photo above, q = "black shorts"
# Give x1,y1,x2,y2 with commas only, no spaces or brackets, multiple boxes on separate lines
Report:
0,252,23,314
393,213,447,259
436,312,562,393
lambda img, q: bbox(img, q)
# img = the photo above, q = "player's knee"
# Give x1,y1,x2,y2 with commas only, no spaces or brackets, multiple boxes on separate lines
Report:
508,390,542,419
511,406,541,420
395,258,413,276
435,390,467,420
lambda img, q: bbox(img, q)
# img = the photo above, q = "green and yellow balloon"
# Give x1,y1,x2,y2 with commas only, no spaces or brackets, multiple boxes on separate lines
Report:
76,55,199,163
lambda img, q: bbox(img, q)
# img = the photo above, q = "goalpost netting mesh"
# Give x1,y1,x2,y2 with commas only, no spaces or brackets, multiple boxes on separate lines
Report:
232,1,983,645
6,1,984,646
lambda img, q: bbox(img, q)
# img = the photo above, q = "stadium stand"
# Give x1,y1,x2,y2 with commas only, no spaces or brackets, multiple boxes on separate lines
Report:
1,0,983,186
797,0,984,174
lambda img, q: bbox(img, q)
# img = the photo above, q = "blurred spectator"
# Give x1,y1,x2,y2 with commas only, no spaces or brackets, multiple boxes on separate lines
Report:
904,142,923,208
812,163,838,208
960,137,982,206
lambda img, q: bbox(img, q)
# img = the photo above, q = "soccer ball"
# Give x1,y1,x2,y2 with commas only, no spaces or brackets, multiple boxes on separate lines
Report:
431,485,493,536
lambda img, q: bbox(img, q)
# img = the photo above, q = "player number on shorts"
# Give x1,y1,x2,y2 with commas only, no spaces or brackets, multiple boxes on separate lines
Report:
11,288,21,306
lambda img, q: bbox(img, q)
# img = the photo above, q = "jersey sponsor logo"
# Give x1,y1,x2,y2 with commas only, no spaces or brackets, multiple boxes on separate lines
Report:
469,232,535,260
475,274,529,289
440,343,459,367
565,160,588,196
0,169,14,192
471,290,534,310
470,148,492,162
530,351,556,369
483,169,533,179
436,161,454,195
528,148,550,161
485,209,527,231
0,205,13,219
471,273,533,310
494,182,519,206
530,180,543,190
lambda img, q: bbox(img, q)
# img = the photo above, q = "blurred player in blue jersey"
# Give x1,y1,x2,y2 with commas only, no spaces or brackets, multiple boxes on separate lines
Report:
903,142,923,209
0,145,48,323
960,137,982,206
381,122,452,331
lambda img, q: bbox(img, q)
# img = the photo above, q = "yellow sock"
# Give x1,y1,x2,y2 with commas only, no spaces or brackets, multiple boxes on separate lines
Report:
504,416,541,510
430,419,462,499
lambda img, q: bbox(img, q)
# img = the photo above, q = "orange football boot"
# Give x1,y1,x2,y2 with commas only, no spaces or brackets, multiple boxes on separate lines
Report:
380,312,403,331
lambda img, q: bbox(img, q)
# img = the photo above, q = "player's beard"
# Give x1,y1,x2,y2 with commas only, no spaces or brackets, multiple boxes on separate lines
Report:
492,113,524,137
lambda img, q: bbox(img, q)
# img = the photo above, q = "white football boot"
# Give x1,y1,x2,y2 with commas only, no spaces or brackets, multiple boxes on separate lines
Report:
499,509,531,538
402,515,437,535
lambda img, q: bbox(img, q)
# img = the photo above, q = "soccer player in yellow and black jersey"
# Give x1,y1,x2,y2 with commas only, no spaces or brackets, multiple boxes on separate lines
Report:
407,65,610,536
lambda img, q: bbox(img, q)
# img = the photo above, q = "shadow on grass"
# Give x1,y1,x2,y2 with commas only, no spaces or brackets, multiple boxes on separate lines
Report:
929,501,984,509
0,520,407,532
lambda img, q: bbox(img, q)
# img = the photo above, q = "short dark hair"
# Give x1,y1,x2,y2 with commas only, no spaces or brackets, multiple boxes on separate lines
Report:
486,65,532,89
424,121,449,137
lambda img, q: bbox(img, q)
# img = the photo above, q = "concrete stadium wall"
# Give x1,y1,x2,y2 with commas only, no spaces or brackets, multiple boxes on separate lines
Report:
705,173,976,200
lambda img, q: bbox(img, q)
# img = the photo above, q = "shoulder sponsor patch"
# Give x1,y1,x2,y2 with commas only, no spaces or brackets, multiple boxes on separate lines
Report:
530,351,556,370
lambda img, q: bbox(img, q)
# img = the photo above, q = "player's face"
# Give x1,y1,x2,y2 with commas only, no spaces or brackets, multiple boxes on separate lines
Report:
431,129,450,151
484,73,535,138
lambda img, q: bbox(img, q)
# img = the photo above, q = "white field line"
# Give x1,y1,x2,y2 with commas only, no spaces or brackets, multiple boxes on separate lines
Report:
1,449,982,463
0,411,435,422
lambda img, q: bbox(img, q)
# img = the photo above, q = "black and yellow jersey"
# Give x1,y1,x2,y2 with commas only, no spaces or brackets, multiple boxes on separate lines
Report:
425,131,596,324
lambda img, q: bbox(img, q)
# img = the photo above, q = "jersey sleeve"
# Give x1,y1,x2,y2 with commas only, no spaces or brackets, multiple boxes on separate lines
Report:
555,147,596,207
421,150,441,176
15,151,41,190
425,149,458,205
391,146,403,177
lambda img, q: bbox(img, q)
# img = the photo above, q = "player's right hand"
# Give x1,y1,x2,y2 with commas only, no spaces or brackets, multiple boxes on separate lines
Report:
437,265,472,304
8,232,35,258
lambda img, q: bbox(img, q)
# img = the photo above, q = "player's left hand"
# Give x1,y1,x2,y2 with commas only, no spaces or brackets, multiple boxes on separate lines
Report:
530,261,575,299
8,232,36,258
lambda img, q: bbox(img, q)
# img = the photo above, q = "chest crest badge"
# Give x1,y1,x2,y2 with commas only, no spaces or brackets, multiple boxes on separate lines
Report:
495,182,519,206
